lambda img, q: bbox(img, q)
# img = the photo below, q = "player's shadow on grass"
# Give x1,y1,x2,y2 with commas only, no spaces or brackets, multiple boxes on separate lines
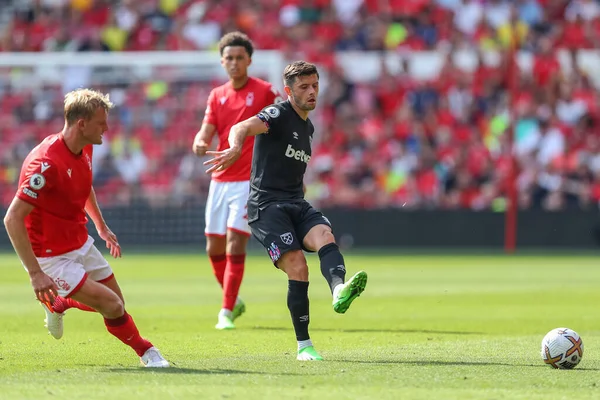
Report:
104,367,306,375
339,360,540,367
252,326,482,335
338,360,600,370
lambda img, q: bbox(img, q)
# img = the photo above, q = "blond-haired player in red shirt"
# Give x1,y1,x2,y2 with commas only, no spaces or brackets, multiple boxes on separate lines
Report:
3,89,169,367
192,32,282,330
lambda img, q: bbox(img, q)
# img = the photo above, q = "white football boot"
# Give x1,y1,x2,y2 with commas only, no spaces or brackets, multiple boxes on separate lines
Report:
41,302,64,339
140,347,170,368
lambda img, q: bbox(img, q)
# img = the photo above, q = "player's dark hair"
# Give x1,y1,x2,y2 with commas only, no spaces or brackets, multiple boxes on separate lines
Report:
218,31,254,57
283,61,319,87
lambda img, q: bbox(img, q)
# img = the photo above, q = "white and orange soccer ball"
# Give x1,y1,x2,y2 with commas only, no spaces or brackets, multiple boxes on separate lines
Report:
540,327,584,369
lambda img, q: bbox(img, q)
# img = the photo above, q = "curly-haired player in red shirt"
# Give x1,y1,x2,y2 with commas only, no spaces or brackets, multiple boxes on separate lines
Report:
192,32,282,330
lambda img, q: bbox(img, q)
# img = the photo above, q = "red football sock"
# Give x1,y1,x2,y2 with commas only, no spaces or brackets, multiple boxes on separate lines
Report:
104,311,153,357
223,254,245,311
53,296,96,313
209,254,227,287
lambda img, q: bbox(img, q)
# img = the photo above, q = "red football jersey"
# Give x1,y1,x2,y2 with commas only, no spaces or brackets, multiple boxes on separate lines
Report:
16,133,93,257
204,77,281,182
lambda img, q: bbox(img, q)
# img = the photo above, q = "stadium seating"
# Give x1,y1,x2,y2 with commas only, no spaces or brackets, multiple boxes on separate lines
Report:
0,0,598,210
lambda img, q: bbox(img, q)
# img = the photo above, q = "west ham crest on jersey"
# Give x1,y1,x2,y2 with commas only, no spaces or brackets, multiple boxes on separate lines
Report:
280,232,294,245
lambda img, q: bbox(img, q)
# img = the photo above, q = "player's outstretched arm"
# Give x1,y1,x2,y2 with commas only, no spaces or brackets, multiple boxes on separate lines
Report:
204,116,267,173
192,122,216,157
3,197,58,305
85,187,121,258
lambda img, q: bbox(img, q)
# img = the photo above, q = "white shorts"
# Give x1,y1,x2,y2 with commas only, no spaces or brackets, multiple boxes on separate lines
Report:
205,180,251,237
31,236,114,298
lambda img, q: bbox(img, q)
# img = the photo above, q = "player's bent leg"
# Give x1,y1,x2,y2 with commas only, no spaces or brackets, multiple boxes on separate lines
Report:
101,279,169,367
72,279,169,367
303,224,345,293
277,250,322,360
249,205,320,359
52,296,96,313
76,245,167,366
303,224,367,314
70,278,123,318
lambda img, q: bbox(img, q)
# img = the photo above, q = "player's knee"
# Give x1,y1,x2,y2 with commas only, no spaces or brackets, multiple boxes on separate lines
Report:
206,236,226,256
226,231,249,254
108,299,124,319
99,297,124,319
278,250,308,281
206,243,215,255
304,225,335,251
320,229,336,246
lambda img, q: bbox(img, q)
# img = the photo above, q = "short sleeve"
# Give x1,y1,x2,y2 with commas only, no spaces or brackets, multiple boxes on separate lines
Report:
16,158,56,207
257,104,284,134
203,89,218,126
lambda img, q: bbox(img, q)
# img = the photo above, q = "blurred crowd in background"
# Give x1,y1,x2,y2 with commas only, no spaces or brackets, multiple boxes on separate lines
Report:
1,0,600,211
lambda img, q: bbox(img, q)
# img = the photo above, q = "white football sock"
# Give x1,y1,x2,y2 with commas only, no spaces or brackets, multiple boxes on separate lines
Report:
298,339,313,351
333,283,343,299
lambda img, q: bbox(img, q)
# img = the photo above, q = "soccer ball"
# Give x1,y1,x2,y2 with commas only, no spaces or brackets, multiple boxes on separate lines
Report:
540,327,584,369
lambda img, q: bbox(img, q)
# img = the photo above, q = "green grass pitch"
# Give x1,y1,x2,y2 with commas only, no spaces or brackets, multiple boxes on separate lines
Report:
1,251,600,399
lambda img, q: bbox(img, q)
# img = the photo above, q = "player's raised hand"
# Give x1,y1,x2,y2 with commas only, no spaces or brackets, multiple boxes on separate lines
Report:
29,270,58,306
98,226,122,258
204,148,241,174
